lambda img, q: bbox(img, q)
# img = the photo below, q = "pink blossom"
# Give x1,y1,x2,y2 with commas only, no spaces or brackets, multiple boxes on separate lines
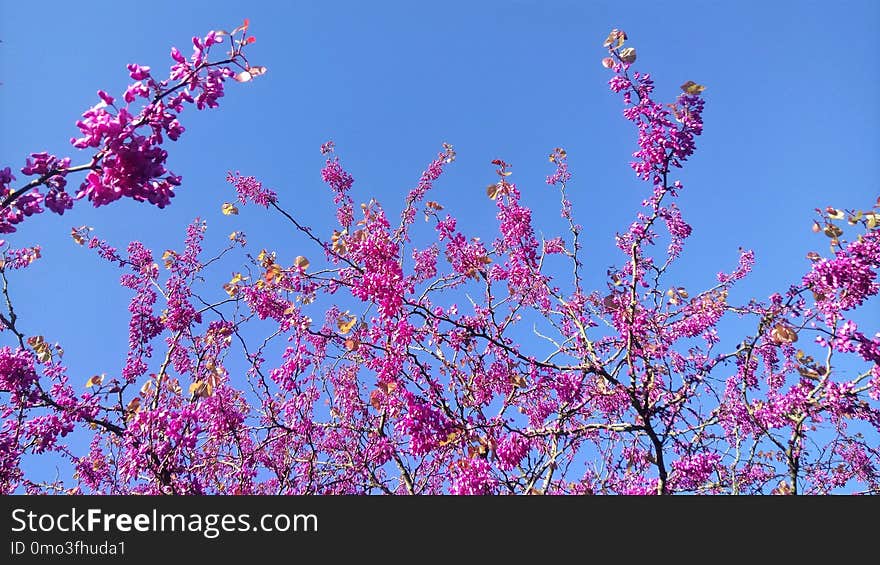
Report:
226,171,278,207
450,458,497,495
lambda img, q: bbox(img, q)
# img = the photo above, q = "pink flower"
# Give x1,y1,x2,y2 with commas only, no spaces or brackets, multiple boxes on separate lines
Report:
226,171,277,207
450,458,497,495
543,237,566,255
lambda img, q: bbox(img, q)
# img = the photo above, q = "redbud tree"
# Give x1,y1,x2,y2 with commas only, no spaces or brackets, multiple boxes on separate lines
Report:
1,25,878,495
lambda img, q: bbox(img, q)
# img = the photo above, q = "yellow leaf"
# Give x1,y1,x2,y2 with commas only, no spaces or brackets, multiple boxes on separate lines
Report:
439,431,459,447
27,335,52,363
487,183,502,200
603,29,627,49
680,81,707,95
331,230,348,255
162,250,177,269
337,313,357,335
826,207,845,220
140,379,154,396
188,380,213,400
85,374,104,388
221,202,239,216
224,272,245,296
257,249,275,267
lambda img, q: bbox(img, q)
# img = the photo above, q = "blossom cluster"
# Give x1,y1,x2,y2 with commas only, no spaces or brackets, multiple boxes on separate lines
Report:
0,22,262,234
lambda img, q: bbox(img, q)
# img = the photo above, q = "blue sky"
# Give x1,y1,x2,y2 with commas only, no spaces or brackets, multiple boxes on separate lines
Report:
1,1,878,486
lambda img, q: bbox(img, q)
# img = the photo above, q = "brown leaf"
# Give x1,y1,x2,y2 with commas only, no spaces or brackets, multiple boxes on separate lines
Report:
71,228,86,245
441,142,456,163
797,366,821,380
510,375,527,388
680,81,707,95
369,389,382,411
294,256,310,270
619,47,637,63
125,397,141,420
602,294,619,313
168,378,182,396
603,29,627,49
823,224,843,238
770,323,798,344
257,249,275,268
377,381,397,395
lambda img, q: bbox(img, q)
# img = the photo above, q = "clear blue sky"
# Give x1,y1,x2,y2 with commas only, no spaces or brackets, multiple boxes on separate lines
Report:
1,1,878,486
